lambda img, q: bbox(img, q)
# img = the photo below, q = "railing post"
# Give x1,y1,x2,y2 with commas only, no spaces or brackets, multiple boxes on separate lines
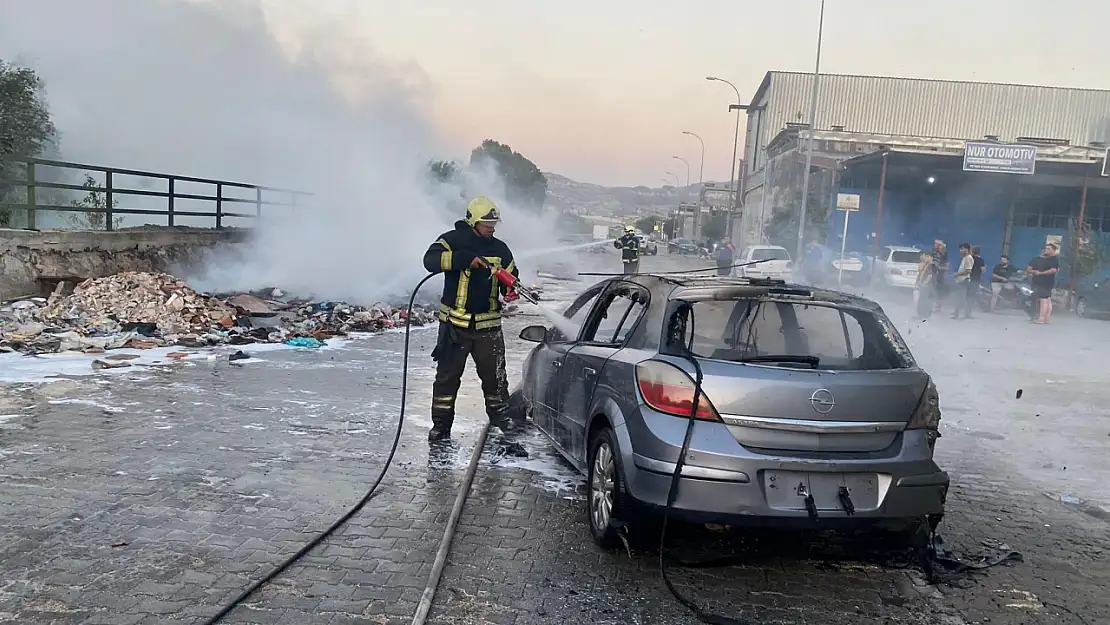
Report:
105,171,114,231
216,183,223,228
255,186,262,219
25,162,37,230
167,178,175,227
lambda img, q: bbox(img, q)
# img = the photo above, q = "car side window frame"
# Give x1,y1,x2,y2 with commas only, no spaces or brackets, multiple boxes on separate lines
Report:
549,282,609,343
577,281,651,348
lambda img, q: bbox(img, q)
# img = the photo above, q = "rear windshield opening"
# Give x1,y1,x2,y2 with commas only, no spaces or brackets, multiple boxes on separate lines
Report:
891,250,921,264
667,299,912,371
751,248,790,261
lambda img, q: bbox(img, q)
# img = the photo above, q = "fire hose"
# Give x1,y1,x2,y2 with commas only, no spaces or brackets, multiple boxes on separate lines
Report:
199,261,535,625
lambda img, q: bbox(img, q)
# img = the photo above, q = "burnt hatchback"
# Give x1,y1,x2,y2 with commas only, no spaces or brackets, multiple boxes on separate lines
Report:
516,274,947,548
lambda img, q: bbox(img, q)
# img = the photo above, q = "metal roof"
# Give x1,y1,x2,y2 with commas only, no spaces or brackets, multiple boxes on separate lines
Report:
751,71,1110,148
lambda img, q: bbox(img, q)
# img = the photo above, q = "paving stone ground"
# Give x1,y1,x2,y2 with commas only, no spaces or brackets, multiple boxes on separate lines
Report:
0,253,1106,625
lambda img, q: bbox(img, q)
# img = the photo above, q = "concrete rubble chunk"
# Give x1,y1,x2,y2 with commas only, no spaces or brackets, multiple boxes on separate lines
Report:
0,271,438,355
226,294,274,316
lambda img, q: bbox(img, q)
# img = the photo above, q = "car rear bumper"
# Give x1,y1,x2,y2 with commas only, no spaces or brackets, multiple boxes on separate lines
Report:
627,460,947,524
619,413,948,525
742,270,794,280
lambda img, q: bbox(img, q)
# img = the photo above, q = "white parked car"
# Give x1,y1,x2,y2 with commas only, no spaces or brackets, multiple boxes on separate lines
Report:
874,245,922,289
738,245,794,280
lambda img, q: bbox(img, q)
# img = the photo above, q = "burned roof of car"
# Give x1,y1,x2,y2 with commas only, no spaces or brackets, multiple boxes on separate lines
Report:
615,273,884,312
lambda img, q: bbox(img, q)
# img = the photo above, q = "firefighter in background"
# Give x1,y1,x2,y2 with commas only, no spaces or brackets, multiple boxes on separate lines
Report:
422,196,519,441
614,226,641,274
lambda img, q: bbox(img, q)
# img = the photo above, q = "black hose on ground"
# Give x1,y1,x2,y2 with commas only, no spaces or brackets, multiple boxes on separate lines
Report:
199,273,438,625
657,303,756,625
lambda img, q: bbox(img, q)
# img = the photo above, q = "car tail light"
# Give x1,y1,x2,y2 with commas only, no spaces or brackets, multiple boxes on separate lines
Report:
784,261,793,269
890,268,902,275
906,379,941,430
635,360,721,422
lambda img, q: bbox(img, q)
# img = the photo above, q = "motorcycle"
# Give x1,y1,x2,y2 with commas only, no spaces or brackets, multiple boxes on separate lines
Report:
977,271,1037,318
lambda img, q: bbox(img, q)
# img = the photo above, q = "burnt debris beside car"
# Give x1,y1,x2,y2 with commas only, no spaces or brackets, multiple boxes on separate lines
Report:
516,273,947,548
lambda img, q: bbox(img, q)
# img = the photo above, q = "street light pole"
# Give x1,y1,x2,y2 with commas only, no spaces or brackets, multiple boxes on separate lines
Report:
706,76,742,241
795,0,826,262
682,131,705,238
671,156,690,189
663,171,680,187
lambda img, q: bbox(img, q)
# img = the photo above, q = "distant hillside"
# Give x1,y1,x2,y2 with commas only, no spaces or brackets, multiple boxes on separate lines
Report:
543,173,724,218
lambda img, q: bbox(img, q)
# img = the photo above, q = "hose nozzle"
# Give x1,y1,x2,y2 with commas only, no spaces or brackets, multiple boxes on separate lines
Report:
492,267,540,304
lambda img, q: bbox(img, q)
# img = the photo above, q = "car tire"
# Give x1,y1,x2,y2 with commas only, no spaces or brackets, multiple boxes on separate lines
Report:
586,426,632,550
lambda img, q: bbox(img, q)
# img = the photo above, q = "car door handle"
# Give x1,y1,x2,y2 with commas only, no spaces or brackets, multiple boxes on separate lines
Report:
552,360,562,368
583,367,597,377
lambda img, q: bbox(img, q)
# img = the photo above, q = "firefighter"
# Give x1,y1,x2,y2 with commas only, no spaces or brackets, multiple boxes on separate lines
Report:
614,226,641,274
422,196,520,441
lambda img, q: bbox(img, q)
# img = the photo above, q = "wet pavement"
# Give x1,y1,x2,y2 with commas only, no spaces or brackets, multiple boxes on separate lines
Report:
0,251,1107,625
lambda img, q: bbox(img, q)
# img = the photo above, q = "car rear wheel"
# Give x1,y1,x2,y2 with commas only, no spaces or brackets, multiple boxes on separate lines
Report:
587,427,631,549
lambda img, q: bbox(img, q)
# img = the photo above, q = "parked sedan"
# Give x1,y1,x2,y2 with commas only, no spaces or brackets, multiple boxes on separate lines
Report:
873,246,923,289
517,274,947,548
637,235,659,255
667,238,699,255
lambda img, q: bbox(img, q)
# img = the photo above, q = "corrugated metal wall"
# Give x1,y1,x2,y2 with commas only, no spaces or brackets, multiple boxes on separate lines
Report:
766,72,1110,147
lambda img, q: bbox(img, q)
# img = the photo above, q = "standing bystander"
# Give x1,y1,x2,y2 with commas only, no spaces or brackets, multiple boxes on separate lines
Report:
1027,243,1060,324
951,243,974,319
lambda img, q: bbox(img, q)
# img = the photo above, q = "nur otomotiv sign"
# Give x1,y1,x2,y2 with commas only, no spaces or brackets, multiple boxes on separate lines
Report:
962,141,1038,175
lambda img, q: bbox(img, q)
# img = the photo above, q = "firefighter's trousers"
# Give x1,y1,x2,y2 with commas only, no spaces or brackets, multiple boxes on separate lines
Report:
622,258,640,274
430,322,510,430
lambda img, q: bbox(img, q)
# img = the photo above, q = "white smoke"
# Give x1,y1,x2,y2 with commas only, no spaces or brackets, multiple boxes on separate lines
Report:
0,0,570,303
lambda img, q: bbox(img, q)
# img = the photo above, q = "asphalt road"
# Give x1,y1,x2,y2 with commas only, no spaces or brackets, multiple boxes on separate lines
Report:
0,248,1106,625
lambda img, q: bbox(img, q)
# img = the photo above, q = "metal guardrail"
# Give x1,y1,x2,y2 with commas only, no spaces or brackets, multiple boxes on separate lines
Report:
0,156,311,230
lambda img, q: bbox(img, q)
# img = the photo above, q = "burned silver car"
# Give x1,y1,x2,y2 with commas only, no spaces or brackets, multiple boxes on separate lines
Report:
516,274,947,548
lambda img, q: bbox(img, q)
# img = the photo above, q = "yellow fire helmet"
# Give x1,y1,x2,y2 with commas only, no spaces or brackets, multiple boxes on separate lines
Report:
625,225,636,233
464,196,502,227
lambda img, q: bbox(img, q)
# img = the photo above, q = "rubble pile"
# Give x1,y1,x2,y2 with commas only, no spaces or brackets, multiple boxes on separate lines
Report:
0,272,439,356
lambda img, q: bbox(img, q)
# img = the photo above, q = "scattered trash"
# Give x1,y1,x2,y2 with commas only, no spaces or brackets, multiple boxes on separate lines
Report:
0,271,436,356
284,337,323,349
1015,388,1023,399
229,350,250,362
91,359,131,370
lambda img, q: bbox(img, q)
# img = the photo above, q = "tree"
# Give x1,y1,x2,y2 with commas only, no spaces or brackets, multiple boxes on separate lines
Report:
635,215,660,234
68,174,123,230
427,159,461,184
468,139,547,211
0,61,58,227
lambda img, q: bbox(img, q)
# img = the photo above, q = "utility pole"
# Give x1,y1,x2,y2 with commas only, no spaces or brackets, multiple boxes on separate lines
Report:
682,131,705,239
706,77,742,241
795,0,826,262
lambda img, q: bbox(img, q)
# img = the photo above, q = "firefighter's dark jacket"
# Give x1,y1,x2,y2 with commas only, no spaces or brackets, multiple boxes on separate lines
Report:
422,220,519,331
614,234,641,262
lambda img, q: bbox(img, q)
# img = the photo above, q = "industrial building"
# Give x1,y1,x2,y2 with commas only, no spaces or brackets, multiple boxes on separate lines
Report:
737,71,1110,282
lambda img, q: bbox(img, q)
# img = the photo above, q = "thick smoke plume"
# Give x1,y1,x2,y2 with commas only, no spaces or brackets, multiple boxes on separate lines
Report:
0,0,567,303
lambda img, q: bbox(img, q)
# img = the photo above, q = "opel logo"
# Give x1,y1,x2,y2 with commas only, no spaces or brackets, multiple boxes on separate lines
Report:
809,389,836,414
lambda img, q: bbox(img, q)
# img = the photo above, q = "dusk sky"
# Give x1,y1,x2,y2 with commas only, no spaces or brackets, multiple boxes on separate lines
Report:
256,0,1109,187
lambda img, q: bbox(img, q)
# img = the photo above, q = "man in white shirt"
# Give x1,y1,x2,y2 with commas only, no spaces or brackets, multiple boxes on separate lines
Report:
951,243,975,319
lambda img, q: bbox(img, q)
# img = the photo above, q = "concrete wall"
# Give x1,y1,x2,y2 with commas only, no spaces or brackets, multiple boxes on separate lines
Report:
0,226,249,299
